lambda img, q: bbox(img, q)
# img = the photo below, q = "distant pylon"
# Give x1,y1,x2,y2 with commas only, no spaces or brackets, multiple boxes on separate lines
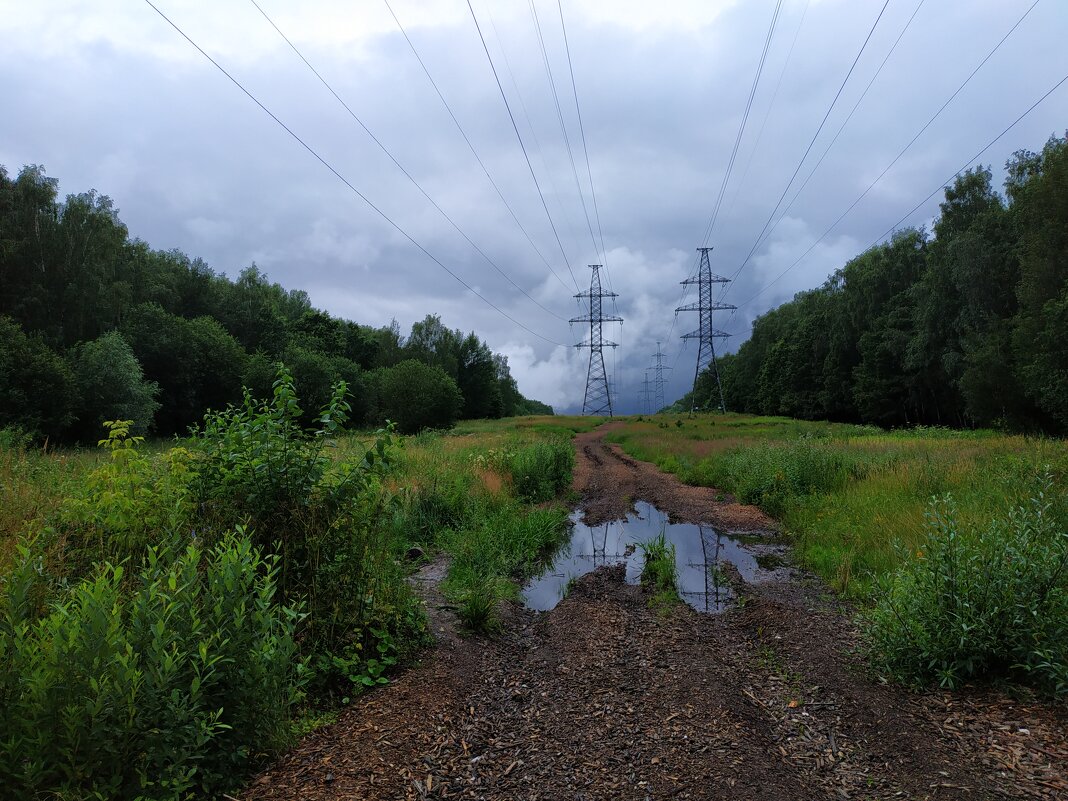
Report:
650,341,671,413
571,264,623,416
639,371,653,414
675,248,735,413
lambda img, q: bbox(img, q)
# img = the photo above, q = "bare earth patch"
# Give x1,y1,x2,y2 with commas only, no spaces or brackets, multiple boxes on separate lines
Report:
242,424,1067,801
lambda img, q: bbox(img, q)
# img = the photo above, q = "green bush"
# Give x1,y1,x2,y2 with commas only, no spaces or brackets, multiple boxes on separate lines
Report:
507,437,575,503
191,365,423,693
0,316,75,442
0,533,304,800
68,331,161,441
58,420,194,577
375,359,463,434
443,501,567,632
865,473,1068,695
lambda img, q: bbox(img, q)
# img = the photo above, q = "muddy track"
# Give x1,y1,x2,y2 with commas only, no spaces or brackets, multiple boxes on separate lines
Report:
243,425,1068,801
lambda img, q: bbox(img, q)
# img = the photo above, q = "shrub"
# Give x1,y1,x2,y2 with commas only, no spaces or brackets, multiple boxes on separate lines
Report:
191,365,423,693
865,472,1068,696
442,501,567,632
58,420,194,576
704,437,870,518
0,316,76,442
0,533,305,800
640,531,678,599
376,359,463,434
68,331,160,441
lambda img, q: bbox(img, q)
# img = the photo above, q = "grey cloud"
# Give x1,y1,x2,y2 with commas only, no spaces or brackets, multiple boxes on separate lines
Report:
2,0,1066,413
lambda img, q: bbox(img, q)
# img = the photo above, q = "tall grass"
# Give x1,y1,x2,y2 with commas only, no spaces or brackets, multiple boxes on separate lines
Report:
378,426,575,633
606,414,1067,598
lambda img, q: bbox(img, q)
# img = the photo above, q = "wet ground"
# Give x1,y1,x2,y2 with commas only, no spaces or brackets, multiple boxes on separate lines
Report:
242,423,1068,801
523,501,788,613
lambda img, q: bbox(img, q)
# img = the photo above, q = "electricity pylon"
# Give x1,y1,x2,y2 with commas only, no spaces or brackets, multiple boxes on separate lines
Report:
650,341,671,413
638,371,653,414
571,264,622,416
675,247,735,413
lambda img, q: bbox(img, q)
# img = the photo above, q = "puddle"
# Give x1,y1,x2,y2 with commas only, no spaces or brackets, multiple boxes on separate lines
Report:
522,501,781,614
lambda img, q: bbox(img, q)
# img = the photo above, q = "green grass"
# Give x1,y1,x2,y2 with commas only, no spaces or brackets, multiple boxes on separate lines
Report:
367,419,576,632
606,414,1067,598
639,530,679,610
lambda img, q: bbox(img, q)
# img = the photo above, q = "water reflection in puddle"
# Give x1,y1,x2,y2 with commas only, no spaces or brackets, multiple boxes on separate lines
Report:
522,501,775,613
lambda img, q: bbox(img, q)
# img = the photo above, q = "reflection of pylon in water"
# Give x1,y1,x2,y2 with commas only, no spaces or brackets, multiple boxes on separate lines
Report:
682,525,730,612
573,522,626,565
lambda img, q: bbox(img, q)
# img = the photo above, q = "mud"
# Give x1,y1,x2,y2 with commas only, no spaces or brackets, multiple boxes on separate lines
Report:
242,423,1068,801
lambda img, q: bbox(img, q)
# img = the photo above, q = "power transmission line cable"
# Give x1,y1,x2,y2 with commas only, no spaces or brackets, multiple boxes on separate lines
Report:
553,0,620,359
557,0,610,288
465,0,581,293
698,0,784,247
726,0,893,288
740,0,1035,272
665,0,784,372
729,66,1068,317
381,0,573,297
772,0,928,236
142,0,567,348
528,0,604,285
248,0,566,322
723,0,811,227
484,6,585,296
728,0,1046,316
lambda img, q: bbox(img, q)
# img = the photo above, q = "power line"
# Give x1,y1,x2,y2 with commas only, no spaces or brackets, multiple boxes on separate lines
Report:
381,0,573,297
557,0,610,289
727,0,893,289
141,0,567,348
744,0,1035,268
772,0,928,238
731,66,1068,317
528,0,604,286
248,0,566,323
699,0,784,247
465,0,581,293
666,0,784,386
722,0,811,228
483,5,585,299
729,1,1050,316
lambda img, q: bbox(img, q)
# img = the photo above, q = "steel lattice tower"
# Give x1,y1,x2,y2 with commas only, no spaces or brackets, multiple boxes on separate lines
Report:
650,341,671,414
638,371,653,414
571,264,622,416
675,248,735,413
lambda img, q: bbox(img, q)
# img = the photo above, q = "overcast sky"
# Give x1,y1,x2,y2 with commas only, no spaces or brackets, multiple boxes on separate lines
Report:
3,0,1066,412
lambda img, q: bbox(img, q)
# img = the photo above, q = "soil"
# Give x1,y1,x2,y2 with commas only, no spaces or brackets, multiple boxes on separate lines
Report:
242,424,1068,801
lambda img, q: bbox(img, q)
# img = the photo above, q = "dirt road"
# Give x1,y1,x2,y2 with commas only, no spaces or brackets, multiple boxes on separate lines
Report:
243,425,1067,800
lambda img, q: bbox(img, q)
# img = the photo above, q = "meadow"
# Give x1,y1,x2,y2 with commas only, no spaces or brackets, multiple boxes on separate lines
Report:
606,414,1068,597
2,403,1066,799
608,413,1068,694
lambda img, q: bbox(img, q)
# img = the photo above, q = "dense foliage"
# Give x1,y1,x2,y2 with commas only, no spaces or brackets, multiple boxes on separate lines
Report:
867,475,1067,695
683,134,1068,434
0,164,551,441
0,535,304,800
0,385,578,796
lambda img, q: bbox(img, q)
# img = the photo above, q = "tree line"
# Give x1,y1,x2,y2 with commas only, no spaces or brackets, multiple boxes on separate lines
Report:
0,165,552,441
681,133,1067,434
